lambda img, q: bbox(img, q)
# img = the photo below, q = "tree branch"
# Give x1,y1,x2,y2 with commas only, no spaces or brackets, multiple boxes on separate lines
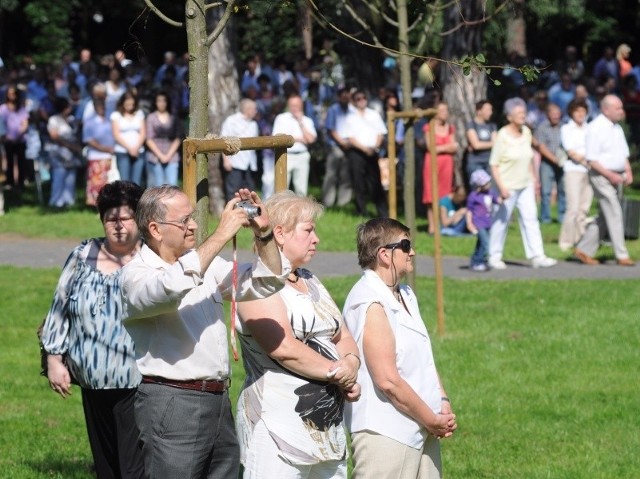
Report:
143,0,183,27
359,0,397,27
342,0,388,49
306,0,532,78
206,0,237,47
414,0,442,54
440,0,509,36
205,1,223,11
407,12,424,33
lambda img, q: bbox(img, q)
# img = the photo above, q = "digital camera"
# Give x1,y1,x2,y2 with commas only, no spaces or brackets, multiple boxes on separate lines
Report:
235,200,261,219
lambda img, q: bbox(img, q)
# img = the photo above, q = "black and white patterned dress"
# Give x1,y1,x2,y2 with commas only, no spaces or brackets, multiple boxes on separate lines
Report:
236,268,347,466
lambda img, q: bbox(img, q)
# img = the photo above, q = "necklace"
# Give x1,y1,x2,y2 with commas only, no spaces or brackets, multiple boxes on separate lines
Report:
287,269,300,283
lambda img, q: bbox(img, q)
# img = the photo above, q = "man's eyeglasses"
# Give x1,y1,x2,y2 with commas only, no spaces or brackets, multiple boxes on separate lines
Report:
381,238,411,253
157,213,195,230
354,96,367,101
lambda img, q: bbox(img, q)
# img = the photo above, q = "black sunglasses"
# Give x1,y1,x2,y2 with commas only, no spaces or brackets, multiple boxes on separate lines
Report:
382,238,411,253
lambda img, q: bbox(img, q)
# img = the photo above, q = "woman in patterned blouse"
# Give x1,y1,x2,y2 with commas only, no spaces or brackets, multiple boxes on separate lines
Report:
42,181,145,479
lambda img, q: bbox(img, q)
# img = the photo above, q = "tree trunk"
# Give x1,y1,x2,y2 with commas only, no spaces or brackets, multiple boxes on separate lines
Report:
207,7,239,217
299,1,313,60
440,0,488,186
185,0,213,243
397,0,416,287
506,0,527,58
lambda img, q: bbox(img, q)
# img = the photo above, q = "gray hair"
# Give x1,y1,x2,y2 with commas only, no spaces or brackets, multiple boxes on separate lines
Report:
503,97,527,116
136,185,183,243
239,98,256,115
264,190,324,233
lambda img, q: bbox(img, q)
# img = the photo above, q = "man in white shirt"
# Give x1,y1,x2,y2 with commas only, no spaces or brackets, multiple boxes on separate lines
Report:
344,89,388,217
220,99,259,201
272,95,317,196
121,185,287,479
574,95,635,266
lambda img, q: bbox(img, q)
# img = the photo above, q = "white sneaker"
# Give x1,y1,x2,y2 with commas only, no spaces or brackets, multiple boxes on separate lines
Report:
488,258,507,270
471,263,489,272
531,256,558,268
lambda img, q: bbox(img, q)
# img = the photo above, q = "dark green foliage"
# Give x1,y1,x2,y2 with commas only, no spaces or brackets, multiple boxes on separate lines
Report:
23,0,78,64
235,1,303,64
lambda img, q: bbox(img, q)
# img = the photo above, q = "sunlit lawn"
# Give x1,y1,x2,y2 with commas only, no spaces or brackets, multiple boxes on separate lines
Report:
1,267,638,478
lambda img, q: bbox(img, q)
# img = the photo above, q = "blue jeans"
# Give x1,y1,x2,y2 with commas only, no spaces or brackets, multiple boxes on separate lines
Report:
539,161,565,223
441,218,469,236
470,228,490,266
48,156,77,207
116,152,145,186
147,161,179,187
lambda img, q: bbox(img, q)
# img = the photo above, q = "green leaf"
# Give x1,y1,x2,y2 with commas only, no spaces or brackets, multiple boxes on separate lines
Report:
493,79,502,86
475,53,486,63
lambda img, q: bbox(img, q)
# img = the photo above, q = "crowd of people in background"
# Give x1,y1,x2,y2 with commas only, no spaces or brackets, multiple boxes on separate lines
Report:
0,48,188,213
0,41,637,268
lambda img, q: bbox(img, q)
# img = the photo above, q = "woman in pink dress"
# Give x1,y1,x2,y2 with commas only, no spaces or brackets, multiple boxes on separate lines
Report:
422,102,458,234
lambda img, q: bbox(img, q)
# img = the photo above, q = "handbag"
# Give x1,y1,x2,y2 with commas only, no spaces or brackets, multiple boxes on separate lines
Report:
107,155,121,183
37,318,78,385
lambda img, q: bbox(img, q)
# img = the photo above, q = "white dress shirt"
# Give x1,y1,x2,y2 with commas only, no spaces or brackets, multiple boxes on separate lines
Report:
585,113,629,172
122,244,288,381
343,107,387,148
272,111,317,154
220,111,259,171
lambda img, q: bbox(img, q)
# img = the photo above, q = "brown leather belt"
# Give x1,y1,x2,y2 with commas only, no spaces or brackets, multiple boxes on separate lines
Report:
142,376,230,393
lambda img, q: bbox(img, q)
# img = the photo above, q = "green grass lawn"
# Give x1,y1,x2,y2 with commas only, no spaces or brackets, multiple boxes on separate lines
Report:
1,267,638,478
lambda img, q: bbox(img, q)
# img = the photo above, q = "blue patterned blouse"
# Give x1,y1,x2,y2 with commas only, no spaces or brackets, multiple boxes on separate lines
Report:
42,238,141,389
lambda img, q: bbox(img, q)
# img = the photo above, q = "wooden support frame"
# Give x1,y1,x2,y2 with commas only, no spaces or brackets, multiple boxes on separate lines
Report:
386,108,446,336
182,134,294,244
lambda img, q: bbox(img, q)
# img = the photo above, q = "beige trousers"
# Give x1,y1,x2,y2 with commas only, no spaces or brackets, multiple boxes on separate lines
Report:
576,171,630,259
351,431,442,479
558,170,593,249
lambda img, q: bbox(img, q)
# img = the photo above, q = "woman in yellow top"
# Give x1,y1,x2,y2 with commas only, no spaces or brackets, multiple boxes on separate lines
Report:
488,97,557,270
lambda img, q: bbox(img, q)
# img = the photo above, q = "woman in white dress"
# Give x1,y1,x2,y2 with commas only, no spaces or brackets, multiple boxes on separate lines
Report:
236,190,361,479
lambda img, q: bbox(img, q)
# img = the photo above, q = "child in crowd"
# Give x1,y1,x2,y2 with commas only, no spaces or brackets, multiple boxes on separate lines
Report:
439,185,469,236
466,169,500,271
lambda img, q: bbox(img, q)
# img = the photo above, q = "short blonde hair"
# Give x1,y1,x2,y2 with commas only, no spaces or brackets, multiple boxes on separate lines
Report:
264,190,324,232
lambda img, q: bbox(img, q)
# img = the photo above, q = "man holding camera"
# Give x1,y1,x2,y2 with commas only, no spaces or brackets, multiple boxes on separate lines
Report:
121,185,288,479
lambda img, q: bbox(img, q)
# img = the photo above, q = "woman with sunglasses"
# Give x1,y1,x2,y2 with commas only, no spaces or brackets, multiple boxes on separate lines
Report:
343,218,457,479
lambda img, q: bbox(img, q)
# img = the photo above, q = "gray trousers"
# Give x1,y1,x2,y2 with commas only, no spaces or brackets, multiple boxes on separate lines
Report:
135,383,239,479
576,171,630,259
321,144,352,207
